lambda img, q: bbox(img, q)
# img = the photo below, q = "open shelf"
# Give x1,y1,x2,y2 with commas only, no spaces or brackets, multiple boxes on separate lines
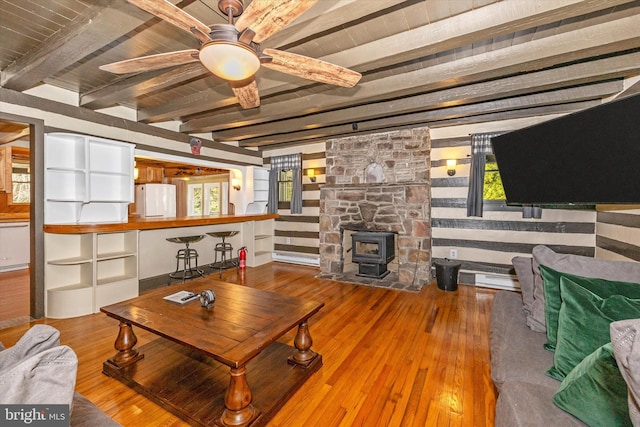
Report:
47,256,93,265
241,219,274,267
45,230,139,318
45,133,133,224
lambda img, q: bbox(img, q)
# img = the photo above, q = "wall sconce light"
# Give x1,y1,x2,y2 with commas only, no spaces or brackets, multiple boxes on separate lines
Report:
307,168,316,182
446,159,457,176
231,178,241,191
133,161,139,180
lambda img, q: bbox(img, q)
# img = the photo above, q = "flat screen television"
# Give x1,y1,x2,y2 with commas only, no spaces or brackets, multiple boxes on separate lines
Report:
491,93,640,204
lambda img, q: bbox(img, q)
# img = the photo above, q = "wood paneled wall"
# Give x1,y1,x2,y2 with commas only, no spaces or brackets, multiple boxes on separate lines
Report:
262,116,640,286
429,120,597,288
595,209,640,262
263,143,325,264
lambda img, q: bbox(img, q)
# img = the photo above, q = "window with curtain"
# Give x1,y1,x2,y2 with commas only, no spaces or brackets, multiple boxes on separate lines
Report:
278,169,293,202
483,155,506,201
268,154,302,214
466,132,541,218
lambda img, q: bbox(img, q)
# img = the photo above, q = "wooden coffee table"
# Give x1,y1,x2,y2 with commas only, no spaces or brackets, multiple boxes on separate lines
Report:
100,280,324,427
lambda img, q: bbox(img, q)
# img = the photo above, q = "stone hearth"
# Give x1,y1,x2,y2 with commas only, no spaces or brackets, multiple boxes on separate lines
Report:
318,127,432,291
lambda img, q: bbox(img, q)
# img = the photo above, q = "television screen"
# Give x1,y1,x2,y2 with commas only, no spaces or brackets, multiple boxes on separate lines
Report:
491,93,640,204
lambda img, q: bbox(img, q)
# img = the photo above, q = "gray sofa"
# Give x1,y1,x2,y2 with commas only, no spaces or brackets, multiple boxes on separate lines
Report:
491,290,586,426
491,245,640,427
0,325,119,426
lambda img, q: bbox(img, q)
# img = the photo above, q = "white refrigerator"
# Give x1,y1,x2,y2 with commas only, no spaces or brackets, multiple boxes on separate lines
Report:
134,184,176,217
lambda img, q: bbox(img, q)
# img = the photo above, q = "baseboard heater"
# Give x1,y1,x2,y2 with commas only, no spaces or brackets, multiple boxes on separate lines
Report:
475,274,520,291
272,252,320,267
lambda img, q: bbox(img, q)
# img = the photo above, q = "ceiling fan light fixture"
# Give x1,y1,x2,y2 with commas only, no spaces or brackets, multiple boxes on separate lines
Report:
199,42,260,81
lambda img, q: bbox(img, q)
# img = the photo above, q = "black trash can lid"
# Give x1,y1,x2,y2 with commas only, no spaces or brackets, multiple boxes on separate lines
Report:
434,258,461,267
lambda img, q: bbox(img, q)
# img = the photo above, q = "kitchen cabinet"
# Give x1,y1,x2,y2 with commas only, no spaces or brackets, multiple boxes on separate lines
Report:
135,166,163,183
0,146,10,192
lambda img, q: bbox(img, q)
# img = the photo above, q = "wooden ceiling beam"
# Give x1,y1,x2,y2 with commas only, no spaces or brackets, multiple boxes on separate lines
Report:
318,0,638,74
240,100,601,149
235,82,620,147
261,0,406,48
0,127,30,145
183,14,640,134
80,63,208,110
139,0,634,124
228,80,623,144
246,101,603,149
0,0,153,92
90,0,396,119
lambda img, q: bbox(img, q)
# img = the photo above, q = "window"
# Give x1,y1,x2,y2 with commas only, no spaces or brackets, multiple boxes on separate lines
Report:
186,180,228,216
188,184,203,215
278,169,293,202
483,155,506,201
11,162,30,204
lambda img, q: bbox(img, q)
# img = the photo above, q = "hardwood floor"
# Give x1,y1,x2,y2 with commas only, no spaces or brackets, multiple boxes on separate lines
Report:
0,267,30,326
0,262,498,426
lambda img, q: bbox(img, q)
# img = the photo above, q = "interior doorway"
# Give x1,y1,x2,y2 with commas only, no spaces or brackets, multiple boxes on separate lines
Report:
0,112,45,321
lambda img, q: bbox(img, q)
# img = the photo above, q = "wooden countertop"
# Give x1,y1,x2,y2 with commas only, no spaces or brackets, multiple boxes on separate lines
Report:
0,214,30,223
43,214,278,234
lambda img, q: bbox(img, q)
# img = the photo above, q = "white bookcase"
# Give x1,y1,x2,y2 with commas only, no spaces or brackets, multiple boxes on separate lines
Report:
45,133,134,224
45,231,139,318
242,219,274,267
252,167,269,205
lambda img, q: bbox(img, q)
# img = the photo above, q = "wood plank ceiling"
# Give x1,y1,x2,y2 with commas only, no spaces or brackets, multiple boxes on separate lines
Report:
1,0,639,150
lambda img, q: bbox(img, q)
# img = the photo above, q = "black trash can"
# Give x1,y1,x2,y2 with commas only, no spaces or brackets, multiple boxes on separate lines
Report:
434,259,461,292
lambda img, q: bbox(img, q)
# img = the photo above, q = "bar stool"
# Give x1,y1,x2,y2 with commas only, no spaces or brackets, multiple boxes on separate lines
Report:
166,235,206,284
207,231,239,278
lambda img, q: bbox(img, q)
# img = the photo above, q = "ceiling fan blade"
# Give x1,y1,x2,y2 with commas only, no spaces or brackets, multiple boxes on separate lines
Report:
262,49,361,88
127,0,212,43
235,0,319,43
100,49,200,74
230,79,260,109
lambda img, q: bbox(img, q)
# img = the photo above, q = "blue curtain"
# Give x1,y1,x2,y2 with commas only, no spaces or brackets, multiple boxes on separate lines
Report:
267,153,302,214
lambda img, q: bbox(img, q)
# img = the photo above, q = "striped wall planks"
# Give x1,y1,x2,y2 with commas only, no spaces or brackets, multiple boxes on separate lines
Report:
262,143,325,265
430,120,597,288
260,116,639,288
596,209,640,262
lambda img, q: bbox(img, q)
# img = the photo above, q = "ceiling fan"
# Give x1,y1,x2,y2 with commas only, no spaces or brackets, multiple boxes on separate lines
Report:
100,0,362,109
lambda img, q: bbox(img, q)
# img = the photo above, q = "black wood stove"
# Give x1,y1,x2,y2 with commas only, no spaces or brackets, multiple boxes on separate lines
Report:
351,231,395,278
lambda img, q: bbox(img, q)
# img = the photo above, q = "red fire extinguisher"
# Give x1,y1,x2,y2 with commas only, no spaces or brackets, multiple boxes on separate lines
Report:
238,246,247,269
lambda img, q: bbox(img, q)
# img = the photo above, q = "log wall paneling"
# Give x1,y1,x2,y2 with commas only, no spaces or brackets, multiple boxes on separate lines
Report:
263,146,325,264
430,126,597,289
595,209,640,262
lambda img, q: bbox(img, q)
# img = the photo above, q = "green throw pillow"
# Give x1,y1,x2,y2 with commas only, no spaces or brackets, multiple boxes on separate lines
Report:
539,265,640,352
553,343,632,427
547,276,640,380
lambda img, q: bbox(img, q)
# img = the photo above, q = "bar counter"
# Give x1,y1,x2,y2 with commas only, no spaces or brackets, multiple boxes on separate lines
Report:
43,213,278,318
43,213,278,234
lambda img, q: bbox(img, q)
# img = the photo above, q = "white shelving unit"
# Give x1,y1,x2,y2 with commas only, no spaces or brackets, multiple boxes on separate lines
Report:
45,230,139,319
242,219,274,267
252,167,269,205
45,133,134,224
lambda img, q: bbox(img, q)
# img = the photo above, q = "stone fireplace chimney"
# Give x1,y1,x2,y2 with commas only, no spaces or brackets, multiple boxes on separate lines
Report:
319,127,432,290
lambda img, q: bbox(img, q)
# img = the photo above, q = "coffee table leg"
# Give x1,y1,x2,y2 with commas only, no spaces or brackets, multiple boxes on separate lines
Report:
219,367,259,426
106,321,144,369
288,320,319,367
